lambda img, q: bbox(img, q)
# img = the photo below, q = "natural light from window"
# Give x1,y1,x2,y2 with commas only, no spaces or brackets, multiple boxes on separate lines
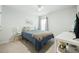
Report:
40,19,46,31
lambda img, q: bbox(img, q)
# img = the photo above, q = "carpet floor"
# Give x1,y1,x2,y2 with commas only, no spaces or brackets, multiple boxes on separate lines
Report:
20,38,55,53
0,39,56,53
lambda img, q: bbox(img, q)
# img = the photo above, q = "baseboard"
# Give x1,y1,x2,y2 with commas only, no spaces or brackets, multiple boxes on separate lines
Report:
0,40,10,45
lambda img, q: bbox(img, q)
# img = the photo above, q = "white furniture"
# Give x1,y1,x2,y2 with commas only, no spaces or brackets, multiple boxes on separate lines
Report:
55,32,79,53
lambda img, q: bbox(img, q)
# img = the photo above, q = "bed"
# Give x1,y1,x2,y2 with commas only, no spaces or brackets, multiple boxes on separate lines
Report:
21,30,54,50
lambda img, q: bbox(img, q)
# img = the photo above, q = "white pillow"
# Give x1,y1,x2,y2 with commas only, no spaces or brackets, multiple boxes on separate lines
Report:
22,26,34,32
30,26,35,30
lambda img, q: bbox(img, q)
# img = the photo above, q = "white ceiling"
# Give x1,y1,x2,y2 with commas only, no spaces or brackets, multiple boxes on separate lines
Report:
5,5,76,16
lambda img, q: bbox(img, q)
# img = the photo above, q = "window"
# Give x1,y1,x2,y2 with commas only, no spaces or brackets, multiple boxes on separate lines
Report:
40,19,46,31
39,16,48,31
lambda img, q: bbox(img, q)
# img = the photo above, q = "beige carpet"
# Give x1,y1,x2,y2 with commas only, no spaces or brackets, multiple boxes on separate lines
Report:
0,41,31,53
20,38,55,53
0,39,56,53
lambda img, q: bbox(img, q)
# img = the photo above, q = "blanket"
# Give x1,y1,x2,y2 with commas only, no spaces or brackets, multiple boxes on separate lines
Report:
32,31,53,41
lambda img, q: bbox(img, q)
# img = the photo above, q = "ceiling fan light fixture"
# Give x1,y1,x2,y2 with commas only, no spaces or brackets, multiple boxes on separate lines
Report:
38,5,44,11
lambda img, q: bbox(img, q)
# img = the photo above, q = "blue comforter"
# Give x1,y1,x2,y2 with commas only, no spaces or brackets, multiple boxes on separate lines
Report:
21,30,54,50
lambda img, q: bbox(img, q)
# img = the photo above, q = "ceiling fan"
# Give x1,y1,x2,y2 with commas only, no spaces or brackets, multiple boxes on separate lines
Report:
37,5,44,11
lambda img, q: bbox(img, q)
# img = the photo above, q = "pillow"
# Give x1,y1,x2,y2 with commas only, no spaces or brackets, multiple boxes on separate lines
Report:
22,27,29,32
22,26,35,32
30,26,35,30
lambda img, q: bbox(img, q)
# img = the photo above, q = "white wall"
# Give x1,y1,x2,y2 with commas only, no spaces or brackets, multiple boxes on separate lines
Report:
77,5,79,13
47,6,77,36
0,5,2,26
0,6,6,44
0,5,38,44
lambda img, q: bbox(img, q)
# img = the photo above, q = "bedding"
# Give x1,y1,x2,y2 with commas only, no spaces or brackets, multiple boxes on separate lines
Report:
21,30,54,50
26,30,53,41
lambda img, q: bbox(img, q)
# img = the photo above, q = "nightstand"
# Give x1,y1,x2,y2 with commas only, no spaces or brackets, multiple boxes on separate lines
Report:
14,33,22,41
10,33,22,42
